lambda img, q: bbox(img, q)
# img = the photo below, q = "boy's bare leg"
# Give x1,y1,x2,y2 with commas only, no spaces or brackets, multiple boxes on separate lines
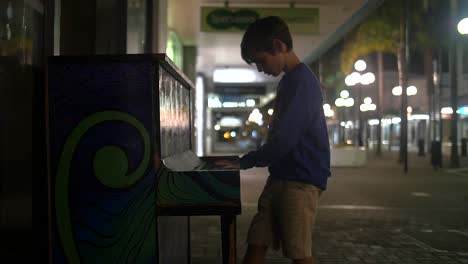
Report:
242,244,268,264
292,257,314,264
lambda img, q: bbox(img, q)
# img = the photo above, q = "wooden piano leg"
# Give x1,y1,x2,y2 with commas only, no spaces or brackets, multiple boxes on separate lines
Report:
220,215,236,264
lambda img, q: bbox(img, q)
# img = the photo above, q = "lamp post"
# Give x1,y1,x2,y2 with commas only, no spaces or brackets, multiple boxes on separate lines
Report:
335,90,354,144
345,60,375,147
360,97,377,147
392,85,418,158
449,0,464,167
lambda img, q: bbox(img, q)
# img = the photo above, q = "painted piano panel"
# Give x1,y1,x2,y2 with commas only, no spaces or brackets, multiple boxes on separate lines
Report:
47,54,241,264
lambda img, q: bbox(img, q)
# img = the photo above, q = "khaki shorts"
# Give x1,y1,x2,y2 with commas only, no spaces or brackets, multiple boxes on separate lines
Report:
246,177,322,259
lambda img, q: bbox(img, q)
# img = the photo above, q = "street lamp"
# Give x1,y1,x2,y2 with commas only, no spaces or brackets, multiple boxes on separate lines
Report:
345,60,375,147
335,90,354,143
392,85,418,126
360,97,377,112
458,17,468,35
323,104,335,118
360,97,377,147
392,85,418,96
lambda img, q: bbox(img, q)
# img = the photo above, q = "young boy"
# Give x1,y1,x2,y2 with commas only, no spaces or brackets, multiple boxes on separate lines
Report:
239,16,331,264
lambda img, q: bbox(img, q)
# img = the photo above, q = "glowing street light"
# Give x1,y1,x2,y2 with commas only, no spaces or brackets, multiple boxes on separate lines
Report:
335,90,354,108
458,17,468,35
345,60,375,147
407,86,417,96
360,97,376,112
392,85,418,96
354,60,367,72
340,90,350,98
335,90,354,144
361,72,376,85
323,104,335,117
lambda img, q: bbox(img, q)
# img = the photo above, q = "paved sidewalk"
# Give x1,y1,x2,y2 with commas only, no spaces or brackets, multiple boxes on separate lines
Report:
191,151,468,263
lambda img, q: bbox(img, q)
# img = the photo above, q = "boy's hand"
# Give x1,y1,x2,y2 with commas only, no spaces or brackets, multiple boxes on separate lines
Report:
240,152,255,170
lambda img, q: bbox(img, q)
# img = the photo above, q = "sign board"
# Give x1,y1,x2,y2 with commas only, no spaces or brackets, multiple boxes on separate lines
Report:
201,7,319,34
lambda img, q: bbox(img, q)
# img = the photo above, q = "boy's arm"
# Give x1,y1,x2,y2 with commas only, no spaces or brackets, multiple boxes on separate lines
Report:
240,78,321,169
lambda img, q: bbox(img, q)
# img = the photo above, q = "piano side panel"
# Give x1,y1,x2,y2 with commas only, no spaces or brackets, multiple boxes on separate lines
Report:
48,59,157,263
156,168,241,216
158,65,191,158
156,62,190,263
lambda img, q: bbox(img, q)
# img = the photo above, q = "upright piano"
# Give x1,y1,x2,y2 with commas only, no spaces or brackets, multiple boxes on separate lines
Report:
47,54,241,264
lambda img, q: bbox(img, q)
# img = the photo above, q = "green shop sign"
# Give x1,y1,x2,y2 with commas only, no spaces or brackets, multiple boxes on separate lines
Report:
201,7,319,34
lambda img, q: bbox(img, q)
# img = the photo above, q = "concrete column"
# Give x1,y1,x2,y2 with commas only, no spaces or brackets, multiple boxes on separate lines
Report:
151,0,168,53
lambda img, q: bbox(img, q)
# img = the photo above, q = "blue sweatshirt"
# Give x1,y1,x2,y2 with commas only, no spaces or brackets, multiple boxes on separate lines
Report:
240,63,331,190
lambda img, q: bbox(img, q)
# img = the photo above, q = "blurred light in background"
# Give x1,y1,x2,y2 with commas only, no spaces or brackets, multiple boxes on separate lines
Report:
360,97,376,112
214,124,221,131
407,86,417,96
222,102,239,108
340,90,350,98
360,72,375,85
354,60,367,71
323,104,335,117
368,119,380,126
392,85,417,96
407,106,413,113
344,98,354,107
213,68,256,83
441,107,453,114
268,109,274,115
335,90,354,108
409,114,429,120
208,96,258,109
223,132,231,139
208,96,222,108
230,131,237,138
248,109,263,125
252,131,258,138
345,72,362,86
458,18,468,35
392,117,401,124
246,99,256,107
196,76,204,156
382,119,392,126
458,106,468,115
219,117,242,127
392,86,402,96
335,98,344,107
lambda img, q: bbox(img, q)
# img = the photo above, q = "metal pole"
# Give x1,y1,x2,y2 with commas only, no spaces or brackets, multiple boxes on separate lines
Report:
438,49,444,167
401,0,410,173
358,85,363,146
377,52,384,156
450,0,460,167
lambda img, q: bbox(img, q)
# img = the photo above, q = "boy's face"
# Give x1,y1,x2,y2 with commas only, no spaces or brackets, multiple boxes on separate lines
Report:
249,39,286,77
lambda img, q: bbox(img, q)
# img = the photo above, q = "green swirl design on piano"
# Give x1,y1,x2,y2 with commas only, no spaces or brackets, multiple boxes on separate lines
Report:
55,111,150,264
157,169,240,205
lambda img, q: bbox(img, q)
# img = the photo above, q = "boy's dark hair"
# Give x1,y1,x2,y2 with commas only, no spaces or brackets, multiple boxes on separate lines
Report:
241,16,293,65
